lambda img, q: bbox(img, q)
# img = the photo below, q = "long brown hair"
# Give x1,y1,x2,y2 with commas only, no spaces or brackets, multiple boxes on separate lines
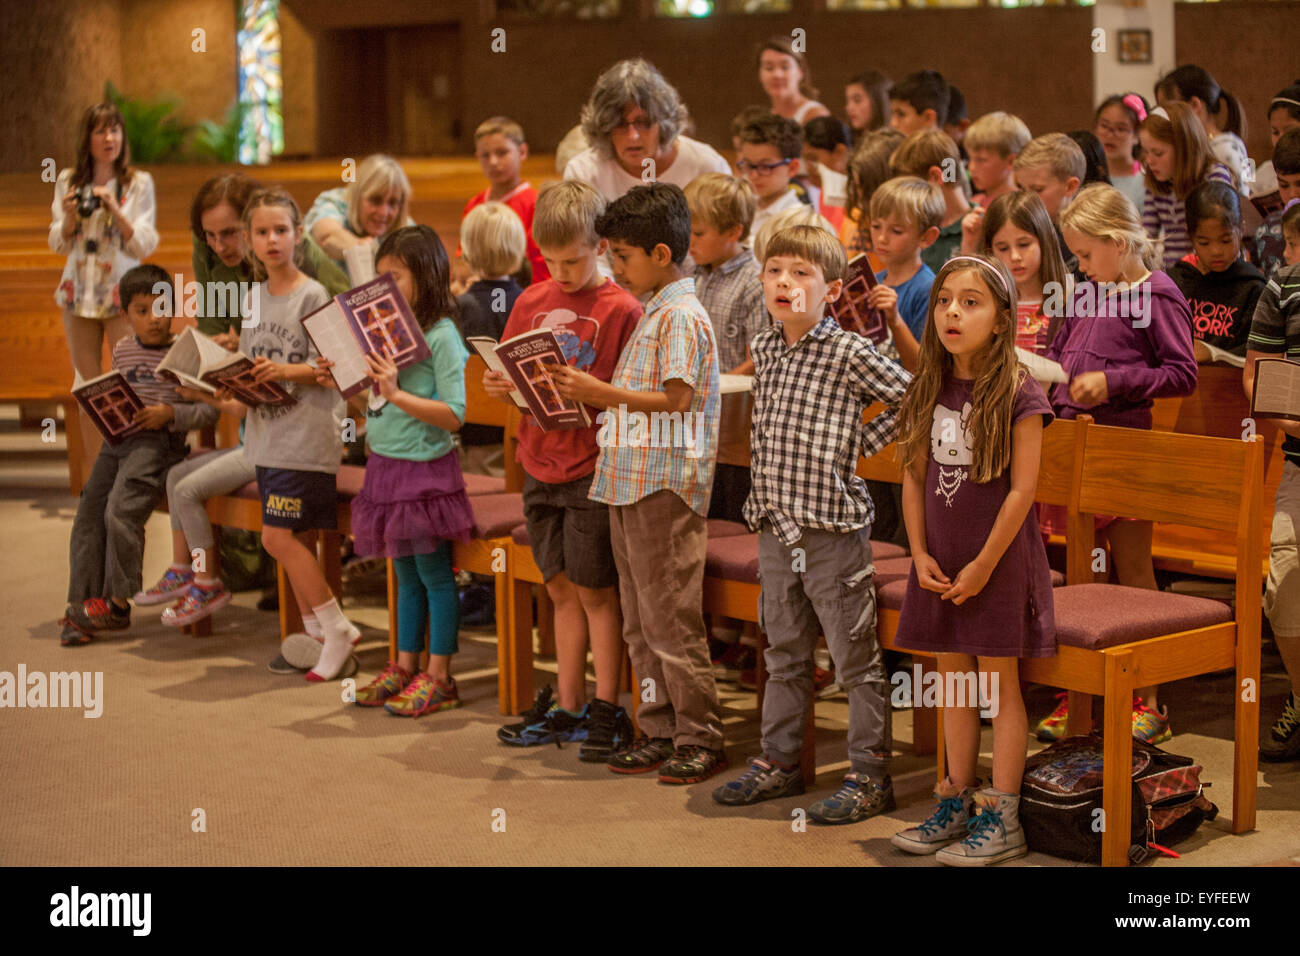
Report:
980,190,1069,346
896,254,1026,484
190,173,263,241
71,102,132,191
1141,102,1215,198
757,36,819,101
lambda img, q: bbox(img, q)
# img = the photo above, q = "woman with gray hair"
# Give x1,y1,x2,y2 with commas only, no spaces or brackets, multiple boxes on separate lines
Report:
564,58,729,202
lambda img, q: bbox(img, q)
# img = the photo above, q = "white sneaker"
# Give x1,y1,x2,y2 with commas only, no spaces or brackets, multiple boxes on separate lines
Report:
892,778,979,854
936,788,1028,866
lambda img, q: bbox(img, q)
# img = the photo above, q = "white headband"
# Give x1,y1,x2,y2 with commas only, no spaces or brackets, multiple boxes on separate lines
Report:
1148,106,1170,121
945,255,1012,300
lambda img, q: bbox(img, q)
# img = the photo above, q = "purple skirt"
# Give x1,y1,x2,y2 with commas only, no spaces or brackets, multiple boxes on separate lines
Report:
351,451,475,559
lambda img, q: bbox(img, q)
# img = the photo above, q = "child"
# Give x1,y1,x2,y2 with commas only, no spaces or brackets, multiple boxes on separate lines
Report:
457,201,527,477
1287,201,1300,267
1035,184,1197,742
942,85,971,164
483,180,642,758
1155,65,1249,196
966,112,1031,207
238,187,357,681
1170,180,1265,359
1245,254,1300,762
323,225,476,714
1013,133,1087,277
867,176,943,344
1252,129,1300,279
462,116,548,284
844,70,891,139
1069,130,1112,189
1140,102,1234,270
890,254,1057,865
981,190,1071,355
550,182,725,784
730,105,771,163
1251,82,1300,199
891,130,974,270
737,114,807,239
842,127,904,260
889,70,949,136
1094,93,1150,212
58,264,218,644
712,224,911,819
802,116,853,231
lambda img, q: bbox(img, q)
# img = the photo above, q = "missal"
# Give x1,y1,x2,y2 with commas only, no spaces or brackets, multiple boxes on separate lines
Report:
71,369,145,445
466,330,589,431
1251,357,1300,421
154,325,295,407
829,253,888,344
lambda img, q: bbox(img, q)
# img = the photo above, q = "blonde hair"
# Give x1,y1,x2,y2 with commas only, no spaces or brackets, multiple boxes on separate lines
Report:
346,155,411,238
752,204,836,266
533,179,605,249
889,130,961,181
1014,133,1086,184
684,173,759,241
461,202,527,277
474,116,525,146
965,111,1032,158
762,223,847,283
868,176,945,233
1058,183,1156,269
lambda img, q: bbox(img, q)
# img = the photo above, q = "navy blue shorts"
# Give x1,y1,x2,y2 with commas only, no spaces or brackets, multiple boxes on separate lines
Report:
255,467,337,531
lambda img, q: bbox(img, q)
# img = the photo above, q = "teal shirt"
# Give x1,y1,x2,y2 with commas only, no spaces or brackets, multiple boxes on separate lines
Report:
364,319,468,462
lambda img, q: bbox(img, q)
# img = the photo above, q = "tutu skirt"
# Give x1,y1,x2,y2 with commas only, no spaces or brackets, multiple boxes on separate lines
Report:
351,451,474,559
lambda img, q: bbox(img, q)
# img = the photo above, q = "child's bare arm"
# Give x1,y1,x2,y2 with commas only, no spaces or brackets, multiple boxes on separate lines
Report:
550,365,694,415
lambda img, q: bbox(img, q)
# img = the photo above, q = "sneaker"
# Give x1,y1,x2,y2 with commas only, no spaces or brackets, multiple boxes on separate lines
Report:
1034,692,1070,742
891,779,980,854
659,745,728,785
936,788,1027,866
267,653,300,674
607,735,675,774
281,632,324,671
134,568,193,606
497,687,588,747
384,673,461,717
807,772,896,825
1262,692,1300,762
59,611,93,647
1132,697,1172,745
81,598,130,631
354,662,412,707
712,756,804,805
711,642,753,683
579,698,634,763
160,583,232,627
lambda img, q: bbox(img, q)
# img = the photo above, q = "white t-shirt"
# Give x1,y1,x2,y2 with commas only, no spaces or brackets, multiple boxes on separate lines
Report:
563,135,730,203
750,188,805,246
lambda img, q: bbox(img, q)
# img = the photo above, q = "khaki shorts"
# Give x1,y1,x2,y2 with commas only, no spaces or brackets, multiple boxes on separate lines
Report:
1266,460,1300,637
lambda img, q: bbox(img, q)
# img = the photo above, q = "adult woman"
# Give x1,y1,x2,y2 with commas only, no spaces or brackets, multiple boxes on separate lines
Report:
303,154,414,281
757,36,830,126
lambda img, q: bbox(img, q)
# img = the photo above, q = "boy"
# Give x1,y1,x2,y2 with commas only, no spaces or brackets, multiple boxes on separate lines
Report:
483,180,642,760
550,182,726,784
866,176,943,342
713,224,911,820
1013,133,1086,278
891,130,974,272
462,116,548,283
966,111,1031,206
1252,129,1300,280
59,264,219,644
889,70,950,136
942,84,972,161
737,114,807,240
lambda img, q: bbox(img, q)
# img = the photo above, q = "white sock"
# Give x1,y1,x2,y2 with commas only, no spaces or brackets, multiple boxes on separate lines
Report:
302,614,322,638
308,599,356,680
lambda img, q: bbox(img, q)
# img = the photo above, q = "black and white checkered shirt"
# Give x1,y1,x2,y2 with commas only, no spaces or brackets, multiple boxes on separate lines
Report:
744,314,912,546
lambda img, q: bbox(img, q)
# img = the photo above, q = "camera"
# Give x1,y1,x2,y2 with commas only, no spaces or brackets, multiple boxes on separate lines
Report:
76,184,101,219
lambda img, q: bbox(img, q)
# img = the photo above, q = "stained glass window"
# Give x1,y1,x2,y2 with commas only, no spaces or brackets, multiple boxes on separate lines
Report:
237,0,284,165
657,0,714,14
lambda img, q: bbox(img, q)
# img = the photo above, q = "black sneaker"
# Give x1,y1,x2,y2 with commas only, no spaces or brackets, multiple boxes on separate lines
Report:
659,745,728,785
497,686,589,748
607,735,675,774
1262,692,1300,762
579,698,634,763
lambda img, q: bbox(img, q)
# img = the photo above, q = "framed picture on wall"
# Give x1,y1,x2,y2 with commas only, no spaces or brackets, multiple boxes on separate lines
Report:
1117,29,1153,65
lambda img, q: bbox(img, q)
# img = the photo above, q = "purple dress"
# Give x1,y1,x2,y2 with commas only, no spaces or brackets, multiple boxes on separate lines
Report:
894,374,1057,659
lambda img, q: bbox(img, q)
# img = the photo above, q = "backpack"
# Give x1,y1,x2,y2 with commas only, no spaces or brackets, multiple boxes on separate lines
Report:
1019,734,1217,864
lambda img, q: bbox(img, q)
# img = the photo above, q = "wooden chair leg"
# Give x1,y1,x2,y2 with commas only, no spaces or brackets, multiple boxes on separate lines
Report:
755,629,769,715
277,561,303,640
935,705,948,788
1101,652,1135,867
386,558,398,663
1066,691,1094,737
320,531,342,598
913,657,938,755
1233,624,1261,834
500,564,535,715
537,587,556,657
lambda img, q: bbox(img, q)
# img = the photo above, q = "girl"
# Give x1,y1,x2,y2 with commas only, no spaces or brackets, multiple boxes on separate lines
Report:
1140,102,1234,270
1036,184,1197,743
1155,65,1249,196
49,102,158,465
318,226,474,715
238,187,358,681
1094,93,1148,211
1254,81,1300,198
756,36,829,125
304,154,414,281
890,254,1056,865
981,191,1070,356
1169,180,1266,360
844,70,891,140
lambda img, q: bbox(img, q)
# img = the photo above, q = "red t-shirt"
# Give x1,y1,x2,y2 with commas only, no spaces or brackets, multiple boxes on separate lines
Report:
502,278,642,483
462,182,549,283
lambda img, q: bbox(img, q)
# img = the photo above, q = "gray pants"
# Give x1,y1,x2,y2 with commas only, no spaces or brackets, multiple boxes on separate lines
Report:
166,446,255,551
68,431,190,604
758,525,891,776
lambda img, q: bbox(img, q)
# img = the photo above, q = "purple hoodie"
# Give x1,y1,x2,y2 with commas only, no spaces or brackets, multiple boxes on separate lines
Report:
1046,269,1196,429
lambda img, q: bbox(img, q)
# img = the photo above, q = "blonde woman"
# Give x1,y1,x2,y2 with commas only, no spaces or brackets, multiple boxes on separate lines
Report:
303,154,415,281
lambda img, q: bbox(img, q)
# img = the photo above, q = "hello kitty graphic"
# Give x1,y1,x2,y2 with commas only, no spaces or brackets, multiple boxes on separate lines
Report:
931,400,973,507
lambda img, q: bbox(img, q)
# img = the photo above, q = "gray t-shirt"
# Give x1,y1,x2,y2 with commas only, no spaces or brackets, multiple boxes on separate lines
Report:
240,278,344,473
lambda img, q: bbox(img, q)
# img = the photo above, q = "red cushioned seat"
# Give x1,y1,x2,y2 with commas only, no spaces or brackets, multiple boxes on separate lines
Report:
463,472,507,496
874,556,913,588
876,577,908,611
707,519,750,538
705,533,760,583
336,464,366,499
471,493,526,538
871,540,907,560
1051,583,1231,651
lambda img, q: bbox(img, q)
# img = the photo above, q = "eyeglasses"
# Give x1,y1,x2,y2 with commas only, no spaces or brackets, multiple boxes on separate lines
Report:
613,118,654,133
204,228,242,245
1096,121,1134,138
736,158,793,176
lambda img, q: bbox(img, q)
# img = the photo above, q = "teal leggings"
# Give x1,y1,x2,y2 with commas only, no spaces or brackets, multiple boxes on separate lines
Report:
393,543,459,656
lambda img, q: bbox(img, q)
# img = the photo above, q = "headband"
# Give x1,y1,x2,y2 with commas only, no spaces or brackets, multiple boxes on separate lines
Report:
1148,106,1169,122
945,255,1012,300
1273,97,1300,110
1122,93,1148,122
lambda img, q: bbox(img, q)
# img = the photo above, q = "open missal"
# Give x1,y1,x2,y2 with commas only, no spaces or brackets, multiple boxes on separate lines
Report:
302,273,431,398
1251,358,1300,421
72,369,145,445
466,330,590,431
830,254,888,344
1015,347,1067,385
156,326,294,408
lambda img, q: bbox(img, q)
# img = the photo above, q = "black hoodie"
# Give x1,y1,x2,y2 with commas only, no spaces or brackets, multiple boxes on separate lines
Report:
1168,258,1266,356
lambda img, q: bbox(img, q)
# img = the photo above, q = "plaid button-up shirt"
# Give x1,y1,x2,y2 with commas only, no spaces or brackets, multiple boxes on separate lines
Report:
744,314,912,546
589,278,720,515
691,248,769,372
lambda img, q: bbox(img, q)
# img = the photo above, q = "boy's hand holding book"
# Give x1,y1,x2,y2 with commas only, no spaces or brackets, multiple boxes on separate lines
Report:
549,364,605,406
482,368,517,402
867,283,898,323
133,404,175,430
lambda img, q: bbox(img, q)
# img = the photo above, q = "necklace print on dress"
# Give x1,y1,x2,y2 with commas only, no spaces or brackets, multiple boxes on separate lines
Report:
931,399,974,508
